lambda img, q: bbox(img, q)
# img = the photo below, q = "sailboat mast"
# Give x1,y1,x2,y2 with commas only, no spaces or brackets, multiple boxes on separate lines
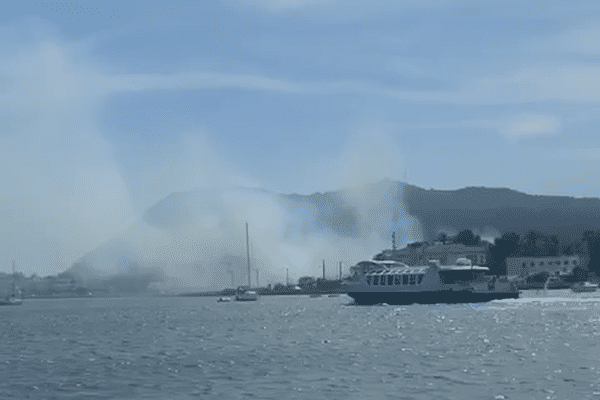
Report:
11,260,16,295
246,222,251,287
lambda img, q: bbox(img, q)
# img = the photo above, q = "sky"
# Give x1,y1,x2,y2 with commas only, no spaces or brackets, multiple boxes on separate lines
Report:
2,0,600,277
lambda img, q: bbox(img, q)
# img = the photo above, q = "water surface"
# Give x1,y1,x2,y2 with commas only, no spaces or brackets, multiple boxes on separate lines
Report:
1,291,599,399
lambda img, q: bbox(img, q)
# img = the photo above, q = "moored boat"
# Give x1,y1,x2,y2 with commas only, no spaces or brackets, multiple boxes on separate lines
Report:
235,286,259,301
571,282,598,293
0,261,23,306
346,258,519,305
217,296,231,302
0,295,23,306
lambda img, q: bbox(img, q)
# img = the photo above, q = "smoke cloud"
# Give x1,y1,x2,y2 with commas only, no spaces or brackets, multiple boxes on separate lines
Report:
0,36,137,276
71,125,423,290
0,21,423,286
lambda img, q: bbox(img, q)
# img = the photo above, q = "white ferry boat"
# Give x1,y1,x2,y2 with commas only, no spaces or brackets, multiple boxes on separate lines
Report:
235,286,259,301
346,258,519,305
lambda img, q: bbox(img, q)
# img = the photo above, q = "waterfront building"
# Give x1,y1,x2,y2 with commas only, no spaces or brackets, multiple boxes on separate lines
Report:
505,255,581,277
375,242,488,266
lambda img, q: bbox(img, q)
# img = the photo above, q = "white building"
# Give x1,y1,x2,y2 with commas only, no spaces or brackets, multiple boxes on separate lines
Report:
375,243,488,266
506,255,581,277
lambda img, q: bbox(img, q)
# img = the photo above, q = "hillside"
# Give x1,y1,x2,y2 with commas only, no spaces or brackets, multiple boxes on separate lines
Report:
284,181,600,243
67,180,600,289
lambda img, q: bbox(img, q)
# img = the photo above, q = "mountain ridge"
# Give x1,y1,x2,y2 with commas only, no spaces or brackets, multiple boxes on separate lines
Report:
67,181,600,288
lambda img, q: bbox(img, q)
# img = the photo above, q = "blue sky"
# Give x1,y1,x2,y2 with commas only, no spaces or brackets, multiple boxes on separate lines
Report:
2,0,600,275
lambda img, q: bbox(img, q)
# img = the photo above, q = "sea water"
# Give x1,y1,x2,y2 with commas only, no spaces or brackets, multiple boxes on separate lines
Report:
1,291,599,399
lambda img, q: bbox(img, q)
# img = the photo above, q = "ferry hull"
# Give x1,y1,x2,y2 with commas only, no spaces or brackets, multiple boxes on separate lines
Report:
347,290,519,306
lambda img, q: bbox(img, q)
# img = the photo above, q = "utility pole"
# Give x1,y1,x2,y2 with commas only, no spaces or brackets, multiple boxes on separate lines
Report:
286,268,289,286
392,232,397,251
322,260,325,280
246,222,251,287
339,261,342,280
255,268,259,288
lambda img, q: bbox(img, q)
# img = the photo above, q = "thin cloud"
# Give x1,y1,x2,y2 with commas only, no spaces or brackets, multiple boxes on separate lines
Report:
7,42,595,107
546,147,600,160
499,114,561,140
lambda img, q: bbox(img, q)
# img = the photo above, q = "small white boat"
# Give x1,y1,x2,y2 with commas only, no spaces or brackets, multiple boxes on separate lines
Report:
571,282,598,293
217,297,231,302
0,261,23,306
0,296,22,306
235,286,259,301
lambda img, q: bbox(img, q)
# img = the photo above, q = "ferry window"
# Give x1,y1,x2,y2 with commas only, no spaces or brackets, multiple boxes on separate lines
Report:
366,276,372,285
410,275,416,285
417,275,423,285
373,276,379,285
403,275,409,285
530,262,534,267
388,275,393,285
522,262,526,268
540,261,544,266
394,275,401,285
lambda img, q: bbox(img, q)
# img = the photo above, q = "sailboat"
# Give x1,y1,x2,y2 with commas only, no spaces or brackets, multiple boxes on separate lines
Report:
235,222,258,302
0,261,23,306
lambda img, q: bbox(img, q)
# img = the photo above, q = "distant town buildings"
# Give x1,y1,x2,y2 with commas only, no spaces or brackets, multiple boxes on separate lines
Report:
374,242,488,266
506,255,581,277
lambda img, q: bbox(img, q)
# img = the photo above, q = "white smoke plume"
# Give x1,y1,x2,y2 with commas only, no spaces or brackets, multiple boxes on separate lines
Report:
0,21,423,286
74,126,424,291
